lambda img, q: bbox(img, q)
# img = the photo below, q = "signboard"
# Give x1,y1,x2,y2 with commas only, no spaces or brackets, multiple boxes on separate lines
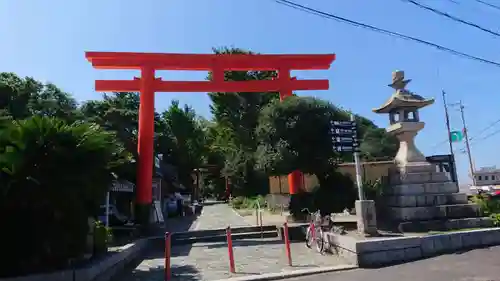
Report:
450,131,463,142
152,178,162,201
110,180,135,193
331,120,360,153
150,200,164,224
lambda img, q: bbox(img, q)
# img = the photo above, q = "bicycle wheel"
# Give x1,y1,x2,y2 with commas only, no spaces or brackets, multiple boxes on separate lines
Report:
315,227,324,253
305,226,313,248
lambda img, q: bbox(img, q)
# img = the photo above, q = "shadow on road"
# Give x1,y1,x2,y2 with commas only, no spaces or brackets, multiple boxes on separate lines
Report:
113,263,202,281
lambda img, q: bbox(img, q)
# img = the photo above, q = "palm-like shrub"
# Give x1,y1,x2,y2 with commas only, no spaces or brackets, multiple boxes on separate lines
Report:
0,116,128,277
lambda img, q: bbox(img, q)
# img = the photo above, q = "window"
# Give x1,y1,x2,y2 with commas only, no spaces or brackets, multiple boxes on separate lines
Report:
485,175,489,180
493,175,496,180
478,175,482,180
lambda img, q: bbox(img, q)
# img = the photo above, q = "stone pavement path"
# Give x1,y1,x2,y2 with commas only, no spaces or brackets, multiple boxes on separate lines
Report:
114,202,351,281
192,201,250,230
288,245,500,281
121,239,351,281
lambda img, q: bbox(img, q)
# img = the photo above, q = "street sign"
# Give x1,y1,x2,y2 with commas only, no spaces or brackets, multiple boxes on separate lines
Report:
331,120,360,153
334,146,358,152
332,120,356,127
450,131,463,142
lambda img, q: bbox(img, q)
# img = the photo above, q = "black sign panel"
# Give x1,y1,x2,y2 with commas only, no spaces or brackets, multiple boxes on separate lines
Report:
331,120,360,153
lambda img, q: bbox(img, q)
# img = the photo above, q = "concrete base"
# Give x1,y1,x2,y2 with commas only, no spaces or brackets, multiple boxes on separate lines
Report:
397,217,494,232
326,228,500,268
355,200,378,236
389,203,480,221
385,193,467,207
390,171,450,185
385,181,459,196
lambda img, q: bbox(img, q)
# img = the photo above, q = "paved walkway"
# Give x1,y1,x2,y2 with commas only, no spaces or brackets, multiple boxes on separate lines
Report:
193,202,251,230
288,245,500,281
114,202,351,281
122,239,351,281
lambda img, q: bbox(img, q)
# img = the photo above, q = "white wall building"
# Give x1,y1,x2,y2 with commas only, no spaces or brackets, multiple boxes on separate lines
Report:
474,166,500,186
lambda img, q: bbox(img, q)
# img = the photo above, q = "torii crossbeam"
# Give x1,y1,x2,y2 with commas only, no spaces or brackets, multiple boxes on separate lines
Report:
85,51,335,219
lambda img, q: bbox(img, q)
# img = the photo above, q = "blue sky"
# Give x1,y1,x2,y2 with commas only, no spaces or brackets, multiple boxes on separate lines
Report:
2,0,500,184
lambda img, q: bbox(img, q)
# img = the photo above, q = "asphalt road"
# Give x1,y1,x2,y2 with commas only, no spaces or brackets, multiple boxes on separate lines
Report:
290,245,500,281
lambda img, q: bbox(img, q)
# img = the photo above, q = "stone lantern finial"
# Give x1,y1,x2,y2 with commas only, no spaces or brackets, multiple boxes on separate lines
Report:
388,70,411,90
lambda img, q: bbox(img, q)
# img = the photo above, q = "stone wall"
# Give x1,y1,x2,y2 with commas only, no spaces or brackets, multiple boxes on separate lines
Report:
327,228,500,267
1,239,149,281
269,160,395,194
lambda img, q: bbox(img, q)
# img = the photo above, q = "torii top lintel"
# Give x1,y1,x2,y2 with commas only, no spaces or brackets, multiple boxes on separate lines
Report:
85,51,335,71
85,51,335,93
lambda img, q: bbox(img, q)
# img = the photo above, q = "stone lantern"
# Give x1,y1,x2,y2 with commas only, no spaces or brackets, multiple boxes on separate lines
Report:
372,70,488,233
373,70,435,174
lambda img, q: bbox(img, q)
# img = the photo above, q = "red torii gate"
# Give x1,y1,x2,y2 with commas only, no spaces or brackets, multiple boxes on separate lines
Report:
85,51,335,214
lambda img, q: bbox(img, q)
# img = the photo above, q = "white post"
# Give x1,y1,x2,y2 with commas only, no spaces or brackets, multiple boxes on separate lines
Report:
350,114,378,236
350,114,364,200
105,191,110,228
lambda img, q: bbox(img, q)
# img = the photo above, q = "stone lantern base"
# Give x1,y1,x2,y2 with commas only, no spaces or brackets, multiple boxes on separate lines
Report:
382,166,492,233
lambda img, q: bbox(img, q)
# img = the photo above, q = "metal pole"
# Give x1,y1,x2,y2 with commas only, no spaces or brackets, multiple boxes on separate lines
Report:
105,191,110,228
350,114,364,200
442,91,457,183
458,101,477,186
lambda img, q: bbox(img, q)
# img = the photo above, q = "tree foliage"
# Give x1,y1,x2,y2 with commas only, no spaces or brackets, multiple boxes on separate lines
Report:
0,117,128,277
0,72,80,122
158,100,207,188
254,96,397,214
207,47,278,195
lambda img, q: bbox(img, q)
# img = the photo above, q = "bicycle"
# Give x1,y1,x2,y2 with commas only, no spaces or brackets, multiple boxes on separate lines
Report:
302,208,330,253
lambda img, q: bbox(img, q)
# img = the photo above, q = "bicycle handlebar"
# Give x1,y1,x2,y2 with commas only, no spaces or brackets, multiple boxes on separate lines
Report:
301,208,312,214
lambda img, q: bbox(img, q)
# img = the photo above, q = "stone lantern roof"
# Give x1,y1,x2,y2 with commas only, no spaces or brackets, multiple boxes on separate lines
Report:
373,70,435,114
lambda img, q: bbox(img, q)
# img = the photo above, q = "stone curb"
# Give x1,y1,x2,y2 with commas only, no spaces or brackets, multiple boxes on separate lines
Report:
211,265,358,281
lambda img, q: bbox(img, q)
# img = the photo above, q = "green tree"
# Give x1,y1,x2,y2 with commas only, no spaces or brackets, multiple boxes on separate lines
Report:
0,116,128,277
80,92,141,160
255,96,343,185
158,100,207,189
207,47,278,195
0,72,80,122
255,96,397,215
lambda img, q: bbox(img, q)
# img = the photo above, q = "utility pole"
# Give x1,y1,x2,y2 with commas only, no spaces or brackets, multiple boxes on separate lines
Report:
451,100,476,186
442,91,457,183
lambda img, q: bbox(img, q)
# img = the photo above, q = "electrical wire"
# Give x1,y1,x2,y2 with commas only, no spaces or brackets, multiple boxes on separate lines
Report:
273,0,500,68
470,126,500,145
401,0,500,38
469,117,500,141
430,116,500,150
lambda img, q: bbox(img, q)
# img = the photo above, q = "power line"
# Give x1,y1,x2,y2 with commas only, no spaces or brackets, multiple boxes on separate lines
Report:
475,0,500,11
431,114,500,150
402,0,500,38
470,126,500,144
469,117,500,141
273,0,500,68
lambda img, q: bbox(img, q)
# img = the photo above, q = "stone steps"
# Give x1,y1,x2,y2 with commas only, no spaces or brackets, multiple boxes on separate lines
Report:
397,217,494,233
389,203,480,221
171,225,279,245
386,193,468,208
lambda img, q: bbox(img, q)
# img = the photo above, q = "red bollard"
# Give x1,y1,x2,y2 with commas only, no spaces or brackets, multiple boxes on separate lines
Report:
226,226,236,273
164,232,172,280
283,222,292,266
